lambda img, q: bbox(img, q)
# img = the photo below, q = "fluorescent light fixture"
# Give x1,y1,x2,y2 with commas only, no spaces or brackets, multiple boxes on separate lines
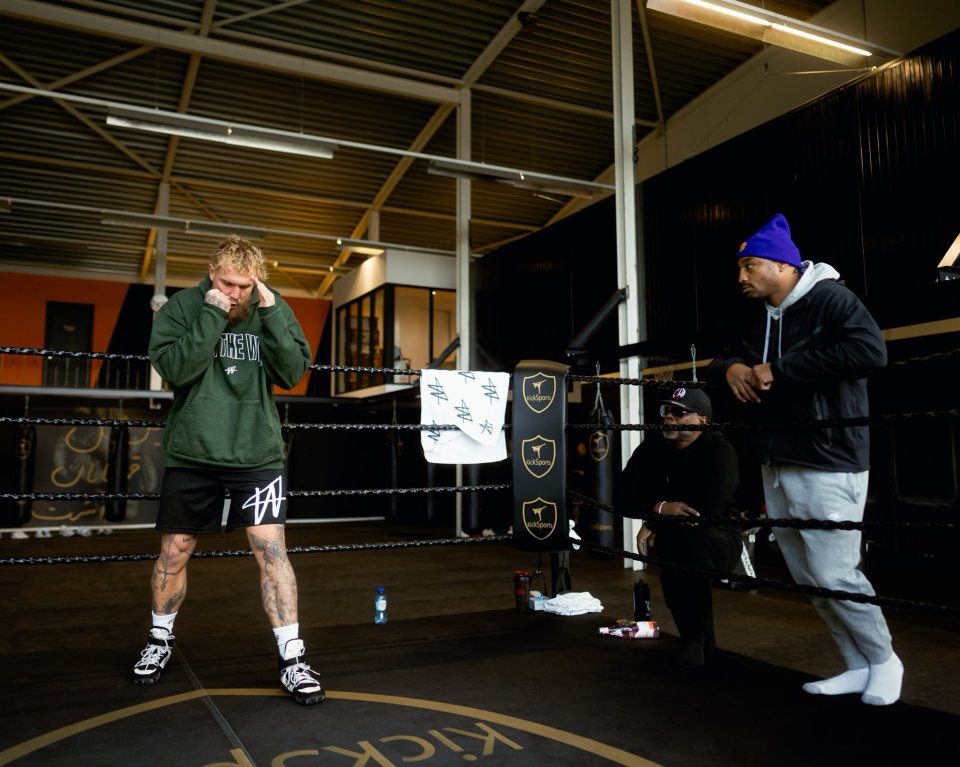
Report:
101,211,265,239
106,107,338,159
335,237,385,257
3,195,457,257
427,157,612,199
646,0,900,67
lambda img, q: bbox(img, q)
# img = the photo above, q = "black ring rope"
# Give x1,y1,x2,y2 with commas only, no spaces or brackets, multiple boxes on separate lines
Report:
3,409,953,433
0,484,510,502
568,489,960,532
0,416,466,432
578,540,960,617
0,534,513,567
5,344,957,376
569,408,959,433
5,528,955,618
3,345,958,618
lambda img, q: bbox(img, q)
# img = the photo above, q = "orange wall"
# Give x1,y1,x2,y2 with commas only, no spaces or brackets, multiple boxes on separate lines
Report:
0,271,331,393
0,272,129,386
283,294,332,395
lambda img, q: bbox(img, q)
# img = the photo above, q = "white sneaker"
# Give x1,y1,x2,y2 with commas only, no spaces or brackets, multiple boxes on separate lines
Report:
279,639,324,705
130,627,174,685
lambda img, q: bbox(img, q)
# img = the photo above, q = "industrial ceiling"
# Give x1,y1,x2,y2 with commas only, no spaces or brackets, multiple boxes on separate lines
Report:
0,0,882,299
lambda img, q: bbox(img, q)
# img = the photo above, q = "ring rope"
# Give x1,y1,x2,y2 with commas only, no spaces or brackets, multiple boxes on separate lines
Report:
569,409,959,432
0,534,513,567
0,416,473,432
3,345,957,618
568,489,960,531
4,345,957,376
0,484,510,502
579,540,960,617
3,409,953,432
4,532,956,619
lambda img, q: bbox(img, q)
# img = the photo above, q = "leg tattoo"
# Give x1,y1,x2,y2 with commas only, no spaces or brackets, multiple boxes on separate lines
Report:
249,528,299,628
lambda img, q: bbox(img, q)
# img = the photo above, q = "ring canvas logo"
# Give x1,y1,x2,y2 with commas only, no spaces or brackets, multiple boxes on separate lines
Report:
521,372,557,413
589,430,609,462
521,436,556,478
522,497,558,540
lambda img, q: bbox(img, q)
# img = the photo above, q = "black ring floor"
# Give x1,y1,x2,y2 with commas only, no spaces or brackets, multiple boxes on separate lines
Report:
1,523,958,766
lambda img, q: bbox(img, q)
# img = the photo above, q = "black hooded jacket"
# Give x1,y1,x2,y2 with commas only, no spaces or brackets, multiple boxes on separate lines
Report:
707,263,887,472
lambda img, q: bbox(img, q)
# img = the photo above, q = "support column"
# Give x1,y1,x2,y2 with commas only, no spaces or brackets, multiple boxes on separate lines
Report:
454,88,472,536
611,0,646,569
149,181,170,392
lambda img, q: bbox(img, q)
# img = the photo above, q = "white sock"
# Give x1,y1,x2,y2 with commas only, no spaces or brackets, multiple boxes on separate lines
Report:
274,623,299,654
862,653,904,706
152,611,177,633
802,668,869,695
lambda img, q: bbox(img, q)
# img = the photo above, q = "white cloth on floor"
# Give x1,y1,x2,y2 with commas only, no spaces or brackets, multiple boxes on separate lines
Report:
420,370,510,464
542,591,604,616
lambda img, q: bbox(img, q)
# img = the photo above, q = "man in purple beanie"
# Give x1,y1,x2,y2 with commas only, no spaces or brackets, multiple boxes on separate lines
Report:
708,213,903,705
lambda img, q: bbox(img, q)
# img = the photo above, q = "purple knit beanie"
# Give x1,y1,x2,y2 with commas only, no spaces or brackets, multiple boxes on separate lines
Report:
737,213,802,268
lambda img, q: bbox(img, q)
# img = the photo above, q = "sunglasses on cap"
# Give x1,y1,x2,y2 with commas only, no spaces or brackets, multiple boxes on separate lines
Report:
660,404,696,418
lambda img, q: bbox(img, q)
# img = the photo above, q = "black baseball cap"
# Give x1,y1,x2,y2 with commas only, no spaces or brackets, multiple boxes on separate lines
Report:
658,387,712,419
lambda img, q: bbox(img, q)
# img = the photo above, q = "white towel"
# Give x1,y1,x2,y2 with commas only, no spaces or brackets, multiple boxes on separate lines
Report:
542,591,604,616
420,370,509,464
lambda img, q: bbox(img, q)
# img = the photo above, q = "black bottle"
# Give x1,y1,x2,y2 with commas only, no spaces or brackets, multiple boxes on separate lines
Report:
633,578,652,621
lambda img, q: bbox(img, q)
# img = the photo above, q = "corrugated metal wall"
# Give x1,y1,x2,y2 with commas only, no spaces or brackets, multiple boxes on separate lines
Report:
642,28,960,357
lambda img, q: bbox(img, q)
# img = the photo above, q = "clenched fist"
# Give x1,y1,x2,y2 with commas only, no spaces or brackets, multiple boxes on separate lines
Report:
204,288,231,312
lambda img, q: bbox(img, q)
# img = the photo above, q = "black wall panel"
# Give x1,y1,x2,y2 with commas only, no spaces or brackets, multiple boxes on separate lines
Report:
473,194,620,374
643,28,960,356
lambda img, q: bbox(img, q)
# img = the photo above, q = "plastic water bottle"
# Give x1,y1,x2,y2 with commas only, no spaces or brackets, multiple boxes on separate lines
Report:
374,586,388,624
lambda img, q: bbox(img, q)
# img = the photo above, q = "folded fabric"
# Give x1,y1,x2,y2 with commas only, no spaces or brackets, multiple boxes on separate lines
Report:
420,370,509,464
542,591,604,616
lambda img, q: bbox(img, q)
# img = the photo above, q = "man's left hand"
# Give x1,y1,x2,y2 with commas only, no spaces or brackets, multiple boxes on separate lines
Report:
255,278,275,308
636,525,654,551
750,362,773,390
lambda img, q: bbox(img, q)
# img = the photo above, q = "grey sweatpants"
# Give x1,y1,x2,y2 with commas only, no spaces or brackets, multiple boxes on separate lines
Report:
761,464,893,669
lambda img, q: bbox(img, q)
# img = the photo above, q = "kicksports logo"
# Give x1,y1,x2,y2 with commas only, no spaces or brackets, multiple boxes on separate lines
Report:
521,372,557,414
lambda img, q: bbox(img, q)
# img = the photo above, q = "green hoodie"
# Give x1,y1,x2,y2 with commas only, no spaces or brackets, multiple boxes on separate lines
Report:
149,275,311,470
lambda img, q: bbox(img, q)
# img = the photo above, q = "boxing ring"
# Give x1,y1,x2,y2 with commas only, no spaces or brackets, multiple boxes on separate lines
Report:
1,345,959,767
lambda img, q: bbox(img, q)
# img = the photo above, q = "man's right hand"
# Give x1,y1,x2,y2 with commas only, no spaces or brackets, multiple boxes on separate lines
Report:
204,288,231,312
725,362,762,403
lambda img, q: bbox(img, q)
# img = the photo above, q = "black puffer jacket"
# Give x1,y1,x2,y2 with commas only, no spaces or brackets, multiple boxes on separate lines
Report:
707,262,887,472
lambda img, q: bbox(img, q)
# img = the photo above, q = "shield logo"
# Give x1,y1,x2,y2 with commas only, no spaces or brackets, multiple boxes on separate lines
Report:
589,430,609,462
522,497,558,540
522,372,557,413
521,435,556,478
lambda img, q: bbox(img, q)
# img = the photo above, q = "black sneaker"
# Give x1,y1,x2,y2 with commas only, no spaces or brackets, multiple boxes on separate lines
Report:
677,637,705,669
131,627,174,684
279,639,325,705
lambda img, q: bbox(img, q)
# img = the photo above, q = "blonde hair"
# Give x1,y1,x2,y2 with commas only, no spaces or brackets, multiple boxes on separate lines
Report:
210,235,268,280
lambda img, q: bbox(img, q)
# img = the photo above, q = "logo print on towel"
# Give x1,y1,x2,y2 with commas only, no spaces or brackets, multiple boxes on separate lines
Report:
427,380,448,405
522,373,557,414
522,497,558,540
241,475,285,525
521,436,556,479
454,399,473,425
481,377,501,404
